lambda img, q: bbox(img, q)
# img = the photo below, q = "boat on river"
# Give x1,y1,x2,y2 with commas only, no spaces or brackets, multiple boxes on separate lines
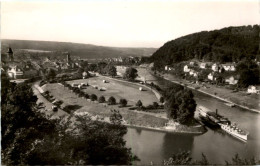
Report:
198,106,249,141
198,106,229,127
218,122,248,141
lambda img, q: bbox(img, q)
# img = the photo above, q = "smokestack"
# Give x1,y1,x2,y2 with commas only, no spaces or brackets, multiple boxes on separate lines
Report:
216,109,218,115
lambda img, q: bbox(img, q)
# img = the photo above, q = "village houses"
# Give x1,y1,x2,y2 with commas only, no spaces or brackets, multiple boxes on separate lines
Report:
222,63,236,71
225,76,238,85
247,85,259,94
183,65,190,72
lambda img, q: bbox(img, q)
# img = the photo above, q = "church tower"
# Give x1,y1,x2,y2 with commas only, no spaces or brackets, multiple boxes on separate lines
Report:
67,52,71,63
7,47,14,62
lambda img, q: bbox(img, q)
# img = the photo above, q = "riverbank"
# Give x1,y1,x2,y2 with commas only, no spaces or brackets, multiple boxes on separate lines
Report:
150,72,260,113
37,78,206,134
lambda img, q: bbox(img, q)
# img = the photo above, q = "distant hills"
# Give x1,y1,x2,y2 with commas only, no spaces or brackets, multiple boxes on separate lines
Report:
150,25,260,70
1,39,157,60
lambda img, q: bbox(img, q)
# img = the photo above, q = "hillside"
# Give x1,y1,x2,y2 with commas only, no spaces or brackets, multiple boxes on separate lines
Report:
1,39,157,60
150,25,260,70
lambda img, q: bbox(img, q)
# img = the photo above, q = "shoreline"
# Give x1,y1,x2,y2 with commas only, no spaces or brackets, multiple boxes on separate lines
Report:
124,123,205,135
35,80,205,135
158,74,260,114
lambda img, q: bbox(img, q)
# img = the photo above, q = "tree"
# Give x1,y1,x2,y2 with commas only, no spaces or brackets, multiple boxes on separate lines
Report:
45,68,56,80
164,151,209,165
88,63,98,72
84,93,90,99
98,96,106,103
123,67,138,81
119,99,128,107
236,60,260,87
108,96,116,105
1,80,56,165
90,94,98,101
165,89,196,125
153,102,159,109
159,97,164,103
2,78,138,165
136,100,143,107
107,65,117,77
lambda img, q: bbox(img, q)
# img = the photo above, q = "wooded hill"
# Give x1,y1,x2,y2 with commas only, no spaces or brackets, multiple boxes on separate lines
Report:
150,25,260,70
1,39,157,60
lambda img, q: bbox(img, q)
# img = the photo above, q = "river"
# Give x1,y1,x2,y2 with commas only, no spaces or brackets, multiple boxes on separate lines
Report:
124,68,260,165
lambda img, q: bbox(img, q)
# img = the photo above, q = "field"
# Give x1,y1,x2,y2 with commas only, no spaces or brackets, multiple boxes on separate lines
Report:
66,76,159,106
42,76,167,128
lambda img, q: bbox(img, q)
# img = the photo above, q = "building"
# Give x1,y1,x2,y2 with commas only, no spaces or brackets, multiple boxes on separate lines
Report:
184,65,190,72
200,63,207,69
212,63,220,72
222,63,236,71
7,66,24,79
189,69,198,77
247,85,259,94
207,73,214,81
225,76,238,85
7,47,14,62
189,61,195,66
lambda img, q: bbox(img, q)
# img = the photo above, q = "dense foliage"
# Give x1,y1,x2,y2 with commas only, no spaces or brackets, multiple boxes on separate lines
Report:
150,25,260,70
123,67,138,81
1,77,137,165
164,151,260,165
164,85,196,125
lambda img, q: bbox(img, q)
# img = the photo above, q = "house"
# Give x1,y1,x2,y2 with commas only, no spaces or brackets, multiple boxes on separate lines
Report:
189,61,195,66
200,63,207,69
7,66,24,79
189,69,198,77
184,65,190,72
165,65,173,71
207,73,215,81
212,63,220,72
222,63,236,71
225,76,238,85
247,85,259,94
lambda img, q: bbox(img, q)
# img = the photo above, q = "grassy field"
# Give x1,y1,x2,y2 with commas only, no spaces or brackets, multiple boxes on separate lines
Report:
66,76,159,106
43,81,167,128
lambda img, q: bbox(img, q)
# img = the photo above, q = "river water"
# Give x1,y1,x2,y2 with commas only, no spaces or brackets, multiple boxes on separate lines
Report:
124,68,260,165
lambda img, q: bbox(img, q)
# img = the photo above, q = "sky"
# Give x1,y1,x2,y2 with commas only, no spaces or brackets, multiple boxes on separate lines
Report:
1,0,259,48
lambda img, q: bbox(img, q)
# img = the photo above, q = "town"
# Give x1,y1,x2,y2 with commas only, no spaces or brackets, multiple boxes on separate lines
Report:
1,1,260,165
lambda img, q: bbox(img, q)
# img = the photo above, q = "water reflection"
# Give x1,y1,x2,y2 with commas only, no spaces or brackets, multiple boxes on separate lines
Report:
162,133,195,161
123,68,260,165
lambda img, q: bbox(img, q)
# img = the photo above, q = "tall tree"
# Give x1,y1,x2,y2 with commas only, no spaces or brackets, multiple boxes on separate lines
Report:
123,67,138,81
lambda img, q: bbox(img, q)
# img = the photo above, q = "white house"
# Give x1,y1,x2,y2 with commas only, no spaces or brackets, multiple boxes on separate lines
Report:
189,69,195,76
222,63,236,71
247,85,259,94
207,73,214,81
200,63,207,69
189,69,198,77
183,65,190,72
165,65,173,71
212,63,219,72
7,66,24,79
225,76,238,85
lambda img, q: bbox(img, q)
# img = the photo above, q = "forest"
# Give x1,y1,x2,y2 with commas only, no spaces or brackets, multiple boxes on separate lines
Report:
150,25,260,70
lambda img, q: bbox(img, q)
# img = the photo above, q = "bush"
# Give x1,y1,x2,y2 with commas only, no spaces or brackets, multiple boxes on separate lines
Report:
136,100,143,107
108,96,116,105
79,91,85,97
153,102,159,109
159,96,164,103
119,99,127,107
90,94,98,101
84,93,89,99
98,96,106,103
